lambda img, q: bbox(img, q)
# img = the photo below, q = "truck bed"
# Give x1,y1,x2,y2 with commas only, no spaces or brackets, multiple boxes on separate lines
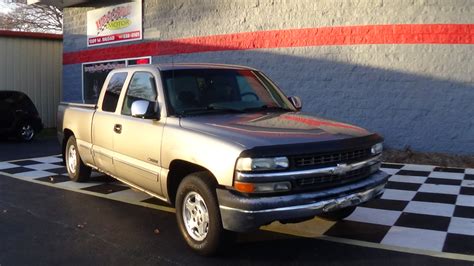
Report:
57,102,97,146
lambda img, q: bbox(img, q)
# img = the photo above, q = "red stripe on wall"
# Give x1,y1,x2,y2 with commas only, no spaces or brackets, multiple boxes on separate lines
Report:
63,24,474,65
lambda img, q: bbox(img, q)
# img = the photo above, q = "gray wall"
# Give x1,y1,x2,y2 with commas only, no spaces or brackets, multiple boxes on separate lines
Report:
62,0,474,155
0,35,62,128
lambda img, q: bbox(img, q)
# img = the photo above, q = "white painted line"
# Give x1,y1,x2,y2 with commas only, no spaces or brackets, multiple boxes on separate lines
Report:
461,180,474,188
418,184,460,195
344,207,401,226
32,156,63,164
381,189,417,201
448,217,474,236
429,172,465,180
23,163,63,171
456,195,474,207
389,175,427,184
13,170,55,180
402,164,436,172
381,227,446,252
403,201,455,217
0,162,18,170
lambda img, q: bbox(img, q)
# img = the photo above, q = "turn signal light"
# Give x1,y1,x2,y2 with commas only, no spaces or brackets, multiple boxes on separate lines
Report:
234,181,292,193
234,181,255,193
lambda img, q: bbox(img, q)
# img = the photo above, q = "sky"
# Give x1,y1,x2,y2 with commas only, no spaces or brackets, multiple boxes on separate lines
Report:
0,2,14,14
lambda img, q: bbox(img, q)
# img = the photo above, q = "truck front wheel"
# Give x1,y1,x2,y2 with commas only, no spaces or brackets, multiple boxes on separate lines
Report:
175,172,234,256
65,136,91,182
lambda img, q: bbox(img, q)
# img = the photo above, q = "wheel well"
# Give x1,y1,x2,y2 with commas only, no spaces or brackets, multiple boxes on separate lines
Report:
167,160,216,206
62,129,74,163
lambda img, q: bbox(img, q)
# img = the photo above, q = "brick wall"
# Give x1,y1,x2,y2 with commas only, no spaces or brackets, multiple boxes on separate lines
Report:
62,0,474,155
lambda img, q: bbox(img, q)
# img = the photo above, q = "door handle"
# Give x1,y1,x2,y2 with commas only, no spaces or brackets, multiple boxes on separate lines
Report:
114,124,122,134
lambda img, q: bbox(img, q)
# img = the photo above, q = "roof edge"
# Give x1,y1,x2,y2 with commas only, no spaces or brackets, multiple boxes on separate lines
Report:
0,30,63,40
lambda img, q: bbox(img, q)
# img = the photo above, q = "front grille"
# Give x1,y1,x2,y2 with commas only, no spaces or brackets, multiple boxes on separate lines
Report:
294,166,371,190
293,148,371,168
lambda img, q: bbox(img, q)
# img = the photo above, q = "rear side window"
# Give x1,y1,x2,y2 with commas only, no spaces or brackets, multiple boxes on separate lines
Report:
122,72,157,116
102,72,128,112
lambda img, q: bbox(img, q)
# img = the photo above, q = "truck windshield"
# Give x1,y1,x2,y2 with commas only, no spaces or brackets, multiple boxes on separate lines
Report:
161,69,295,116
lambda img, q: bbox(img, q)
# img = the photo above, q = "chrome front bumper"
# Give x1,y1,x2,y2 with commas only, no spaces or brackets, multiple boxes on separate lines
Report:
217,170,389,232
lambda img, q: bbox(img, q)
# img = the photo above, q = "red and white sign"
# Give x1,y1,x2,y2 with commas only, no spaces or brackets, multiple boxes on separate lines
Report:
87,1,142,47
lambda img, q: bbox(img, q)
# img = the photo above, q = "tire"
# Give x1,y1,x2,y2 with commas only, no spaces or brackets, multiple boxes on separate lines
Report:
319,206,356,221
16,121,35,142
65,136,91,182
175,172,234,256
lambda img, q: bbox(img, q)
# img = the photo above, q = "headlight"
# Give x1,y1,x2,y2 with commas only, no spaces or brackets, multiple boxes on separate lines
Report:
371,143,383,155
236,157,289,171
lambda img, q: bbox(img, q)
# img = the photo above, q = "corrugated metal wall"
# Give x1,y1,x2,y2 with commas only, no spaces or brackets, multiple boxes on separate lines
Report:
0,36,62,128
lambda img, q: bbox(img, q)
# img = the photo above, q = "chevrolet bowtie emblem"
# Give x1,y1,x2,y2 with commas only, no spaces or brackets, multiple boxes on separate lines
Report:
333,163,352,175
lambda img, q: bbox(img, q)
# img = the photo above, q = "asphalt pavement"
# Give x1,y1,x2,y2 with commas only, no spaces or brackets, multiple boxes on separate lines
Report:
0,136,60,161
0,137,471,265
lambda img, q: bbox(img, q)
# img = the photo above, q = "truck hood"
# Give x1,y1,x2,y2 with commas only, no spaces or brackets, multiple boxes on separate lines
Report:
179,112,377,152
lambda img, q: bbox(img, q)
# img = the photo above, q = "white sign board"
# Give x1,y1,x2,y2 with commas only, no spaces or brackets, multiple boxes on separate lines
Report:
87,1,142,47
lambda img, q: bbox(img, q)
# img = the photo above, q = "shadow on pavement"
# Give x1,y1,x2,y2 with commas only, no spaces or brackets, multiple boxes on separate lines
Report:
0,136,61,161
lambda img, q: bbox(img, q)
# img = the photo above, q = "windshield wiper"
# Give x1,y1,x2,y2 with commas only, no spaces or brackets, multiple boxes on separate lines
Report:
178,105,244,117
242,105,292,113
178,107,214,116
208,105,245,113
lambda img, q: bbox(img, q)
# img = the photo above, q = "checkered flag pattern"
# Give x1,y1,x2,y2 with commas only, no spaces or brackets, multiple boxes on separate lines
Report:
0,156,472,256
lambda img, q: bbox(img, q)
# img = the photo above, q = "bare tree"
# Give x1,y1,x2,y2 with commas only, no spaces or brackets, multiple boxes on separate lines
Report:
0,3,62,33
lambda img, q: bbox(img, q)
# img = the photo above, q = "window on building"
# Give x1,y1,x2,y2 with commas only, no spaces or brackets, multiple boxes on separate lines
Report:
82,57,151,104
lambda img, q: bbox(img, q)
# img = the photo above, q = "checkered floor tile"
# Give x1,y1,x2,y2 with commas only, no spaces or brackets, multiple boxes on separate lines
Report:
1,156,473,257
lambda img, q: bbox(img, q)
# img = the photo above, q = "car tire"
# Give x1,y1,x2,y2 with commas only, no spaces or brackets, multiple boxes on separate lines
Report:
16,121,35,142
319,206,356,221
65,136,91,182
175,172,235,256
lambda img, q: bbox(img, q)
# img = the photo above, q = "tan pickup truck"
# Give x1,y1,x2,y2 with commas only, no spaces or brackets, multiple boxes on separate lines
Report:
57,63,388,255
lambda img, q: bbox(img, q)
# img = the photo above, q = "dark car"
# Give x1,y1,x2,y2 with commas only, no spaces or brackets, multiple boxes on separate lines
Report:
0,91,43,141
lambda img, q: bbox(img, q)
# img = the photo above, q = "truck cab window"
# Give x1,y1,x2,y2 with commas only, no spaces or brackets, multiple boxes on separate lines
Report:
122,72,157,116
102,72,128,112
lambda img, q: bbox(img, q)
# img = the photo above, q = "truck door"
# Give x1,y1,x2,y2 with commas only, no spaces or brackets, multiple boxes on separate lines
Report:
91,72,128,176
113,71,164,196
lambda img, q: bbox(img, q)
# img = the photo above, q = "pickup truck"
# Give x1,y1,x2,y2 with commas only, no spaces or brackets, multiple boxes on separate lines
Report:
57,63,389,255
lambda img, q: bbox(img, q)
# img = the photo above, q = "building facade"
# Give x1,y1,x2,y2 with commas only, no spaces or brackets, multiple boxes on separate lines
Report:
58,0,473,155
0,31,62,127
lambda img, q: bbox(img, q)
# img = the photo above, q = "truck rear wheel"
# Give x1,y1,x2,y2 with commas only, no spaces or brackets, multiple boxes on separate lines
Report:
175,172,234,256
319,206,356,221
65,136,91,182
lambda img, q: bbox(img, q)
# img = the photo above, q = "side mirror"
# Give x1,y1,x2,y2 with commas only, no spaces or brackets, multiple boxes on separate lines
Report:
288,96,302,111
131,100,160,120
